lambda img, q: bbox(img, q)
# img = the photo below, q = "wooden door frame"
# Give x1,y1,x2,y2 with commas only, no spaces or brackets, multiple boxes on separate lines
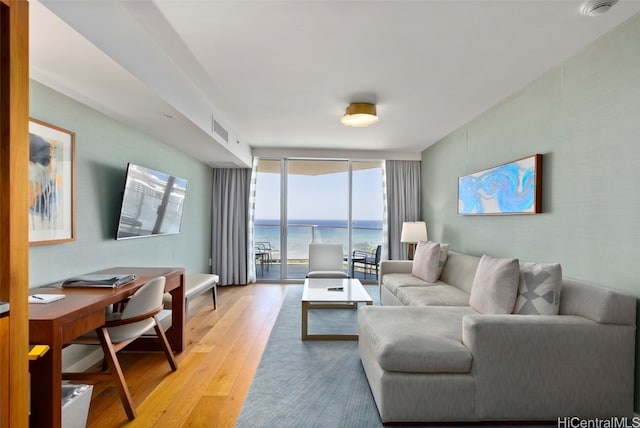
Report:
0,1,29,426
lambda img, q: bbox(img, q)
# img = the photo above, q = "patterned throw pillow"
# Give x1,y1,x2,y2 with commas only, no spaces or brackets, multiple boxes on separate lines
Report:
411,241,441,283
513,262,562,315
469,255,520,314
436,243,449,278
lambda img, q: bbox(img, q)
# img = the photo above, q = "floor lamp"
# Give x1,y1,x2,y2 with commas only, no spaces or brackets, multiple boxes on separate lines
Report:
400,221,427,260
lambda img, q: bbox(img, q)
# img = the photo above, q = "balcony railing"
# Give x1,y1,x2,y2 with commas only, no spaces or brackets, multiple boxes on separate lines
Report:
254,223,382,281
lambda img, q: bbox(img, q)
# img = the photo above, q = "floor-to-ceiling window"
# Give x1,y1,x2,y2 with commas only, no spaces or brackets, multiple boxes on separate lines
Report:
287,160,349,278
351,161,385,281
254,158,384,282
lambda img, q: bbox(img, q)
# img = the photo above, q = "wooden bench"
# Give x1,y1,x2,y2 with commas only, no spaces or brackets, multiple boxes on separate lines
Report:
163,273,218,316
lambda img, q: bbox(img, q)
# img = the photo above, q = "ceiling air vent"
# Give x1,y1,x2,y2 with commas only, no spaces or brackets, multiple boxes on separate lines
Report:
580,0,618,16
212,116,229,143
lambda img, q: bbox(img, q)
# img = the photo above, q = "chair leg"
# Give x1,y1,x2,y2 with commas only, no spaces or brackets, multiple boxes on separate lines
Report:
153,317,178,371
96,328,136,420
212,286,217,309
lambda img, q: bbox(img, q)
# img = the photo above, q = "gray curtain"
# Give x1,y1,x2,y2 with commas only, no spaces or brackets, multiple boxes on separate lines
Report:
212,168,251,285
385,160,421,260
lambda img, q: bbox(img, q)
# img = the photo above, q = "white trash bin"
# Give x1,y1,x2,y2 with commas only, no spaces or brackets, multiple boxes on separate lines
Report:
61,384,93,428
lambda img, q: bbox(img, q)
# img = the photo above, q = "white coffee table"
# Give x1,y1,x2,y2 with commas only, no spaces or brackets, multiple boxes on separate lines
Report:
301,277,373,341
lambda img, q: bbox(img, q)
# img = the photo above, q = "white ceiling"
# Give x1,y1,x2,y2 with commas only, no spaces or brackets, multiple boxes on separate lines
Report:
29,1,640,168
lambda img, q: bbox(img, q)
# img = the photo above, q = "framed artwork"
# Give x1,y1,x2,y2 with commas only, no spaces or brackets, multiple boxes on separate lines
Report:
458,154,542,215
28,118,76,244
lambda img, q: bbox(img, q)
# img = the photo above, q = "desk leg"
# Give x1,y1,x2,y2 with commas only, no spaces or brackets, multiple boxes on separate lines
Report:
30,335,62,428
166,273,185,353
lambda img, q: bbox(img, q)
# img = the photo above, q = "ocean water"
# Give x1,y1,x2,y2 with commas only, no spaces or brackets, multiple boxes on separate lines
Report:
255,219,383,260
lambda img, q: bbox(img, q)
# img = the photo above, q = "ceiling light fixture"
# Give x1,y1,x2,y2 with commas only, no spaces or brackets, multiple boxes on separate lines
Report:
580,0,618,16
341,102,378,127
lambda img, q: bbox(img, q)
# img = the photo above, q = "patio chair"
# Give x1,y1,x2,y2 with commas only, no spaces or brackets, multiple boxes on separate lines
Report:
307,243,349,278
352,244,382,279
255,241,272,276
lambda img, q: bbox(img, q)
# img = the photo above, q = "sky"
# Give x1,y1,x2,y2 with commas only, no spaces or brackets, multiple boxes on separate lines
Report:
254,166,384,221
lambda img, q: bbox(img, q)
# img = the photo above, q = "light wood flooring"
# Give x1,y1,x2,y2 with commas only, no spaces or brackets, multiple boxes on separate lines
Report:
85,283,288,428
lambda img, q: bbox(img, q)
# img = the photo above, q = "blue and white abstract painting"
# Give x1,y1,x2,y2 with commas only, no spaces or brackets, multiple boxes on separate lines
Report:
458,155,541,215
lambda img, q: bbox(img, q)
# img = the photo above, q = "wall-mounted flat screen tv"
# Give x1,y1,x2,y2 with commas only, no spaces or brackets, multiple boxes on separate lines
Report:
116,163,188,240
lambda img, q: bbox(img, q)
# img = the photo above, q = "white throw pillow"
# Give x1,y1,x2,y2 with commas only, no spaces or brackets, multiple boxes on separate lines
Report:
469,255,520,314
513,262,562,315
411,241,441,283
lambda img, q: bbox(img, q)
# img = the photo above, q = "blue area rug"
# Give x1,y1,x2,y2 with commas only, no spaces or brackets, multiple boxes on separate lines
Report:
235,285,384,428
236,285,550,428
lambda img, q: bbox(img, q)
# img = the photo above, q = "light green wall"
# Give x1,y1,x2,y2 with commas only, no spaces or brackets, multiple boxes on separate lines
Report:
422,13,640,409
29,81,213,286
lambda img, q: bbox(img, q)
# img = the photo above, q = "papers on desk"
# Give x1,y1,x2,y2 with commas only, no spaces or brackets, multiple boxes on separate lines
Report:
29,294,65,304
61,273,136,288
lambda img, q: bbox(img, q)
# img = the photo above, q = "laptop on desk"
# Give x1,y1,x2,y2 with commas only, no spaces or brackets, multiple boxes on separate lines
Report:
61,273,136,288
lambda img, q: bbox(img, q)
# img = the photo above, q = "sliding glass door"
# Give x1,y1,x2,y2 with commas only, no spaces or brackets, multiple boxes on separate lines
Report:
287,160,349,279
254,158,384,281
352,161,385,275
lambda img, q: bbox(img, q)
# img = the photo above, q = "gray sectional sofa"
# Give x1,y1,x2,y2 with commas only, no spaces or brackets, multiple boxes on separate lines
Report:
358,250,636,423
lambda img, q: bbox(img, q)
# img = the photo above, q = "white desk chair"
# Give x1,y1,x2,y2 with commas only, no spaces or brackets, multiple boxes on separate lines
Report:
63,276,178,420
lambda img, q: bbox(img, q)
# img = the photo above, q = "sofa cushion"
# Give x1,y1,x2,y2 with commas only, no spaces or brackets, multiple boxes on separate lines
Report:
470,255,520,314
513,262,562,315
358,306,475,373
411,241,441,282
382,273,440,295
439,251,481,294
397,285,470,306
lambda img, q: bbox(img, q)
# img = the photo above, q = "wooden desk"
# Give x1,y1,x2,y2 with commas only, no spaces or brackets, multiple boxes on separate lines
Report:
28,267,185,428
